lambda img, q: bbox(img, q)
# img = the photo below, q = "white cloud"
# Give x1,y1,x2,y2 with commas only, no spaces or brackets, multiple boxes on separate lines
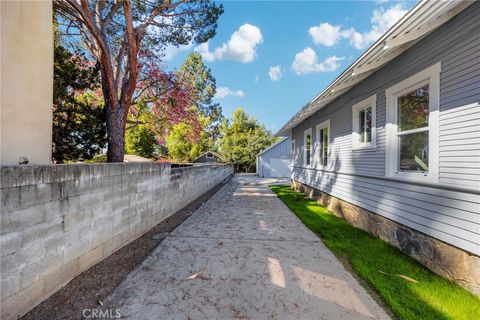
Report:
195,24,263,63
307,4,407,50
373,4,408,33
292,48,343,75
162,43,192,61
214,87,245,99
268,65,282,81
343,4,407,49
195,42,215,62
254,75,259,83
309,23,342,47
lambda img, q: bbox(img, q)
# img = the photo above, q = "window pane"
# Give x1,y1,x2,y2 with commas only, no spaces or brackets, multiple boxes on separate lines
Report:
399,131,429,172
306,134,311,165
359,109,365,143
323,128,328,165
398,84,429,132
365,107,372,143
319,129,324,162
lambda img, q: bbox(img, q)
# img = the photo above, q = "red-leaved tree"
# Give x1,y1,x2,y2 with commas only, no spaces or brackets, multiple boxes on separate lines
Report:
128,66,202,145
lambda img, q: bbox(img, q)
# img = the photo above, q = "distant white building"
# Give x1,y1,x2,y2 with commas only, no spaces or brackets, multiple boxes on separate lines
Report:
256,137,292,178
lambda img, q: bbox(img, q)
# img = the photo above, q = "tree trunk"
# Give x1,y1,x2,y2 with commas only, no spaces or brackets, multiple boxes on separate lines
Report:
106,106,126,162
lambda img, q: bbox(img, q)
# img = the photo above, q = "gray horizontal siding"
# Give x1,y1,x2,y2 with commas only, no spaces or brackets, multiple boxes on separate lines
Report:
439,103,480,188
257,138,291,177
259,138,291,159
291,3,480,255
292,168,480,256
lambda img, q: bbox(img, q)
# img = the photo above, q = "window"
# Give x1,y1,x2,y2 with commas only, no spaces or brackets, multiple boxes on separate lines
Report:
304,128,312,166
385,63,440,182
206,152,214,158
291,139,296,165
352,95,376,150
315,120,330,167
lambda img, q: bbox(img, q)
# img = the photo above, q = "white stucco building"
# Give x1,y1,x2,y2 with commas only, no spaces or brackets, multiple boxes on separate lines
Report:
1,0,53,165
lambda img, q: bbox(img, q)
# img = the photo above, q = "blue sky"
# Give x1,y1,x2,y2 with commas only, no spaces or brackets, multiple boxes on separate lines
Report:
164,0,415,133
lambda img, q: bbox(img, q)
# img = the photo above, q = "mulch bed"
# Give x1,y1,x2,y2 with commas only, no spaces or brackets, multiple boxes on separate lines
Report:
22,176,231,320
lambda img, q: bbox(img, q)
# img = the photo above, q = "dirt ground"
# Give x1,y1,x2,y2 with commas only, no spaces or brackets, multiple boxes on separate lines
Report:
21,176,231,320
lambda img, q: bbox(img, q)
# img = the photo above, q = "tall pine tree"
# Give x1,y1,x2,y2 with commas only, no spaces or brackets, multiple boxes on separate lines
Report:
177,52,223,142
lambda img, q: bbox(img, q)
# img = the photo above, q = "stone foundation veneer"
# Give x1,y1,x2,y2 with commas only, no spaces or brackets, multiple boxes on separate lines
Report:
0,163,233,319
291,179,480,296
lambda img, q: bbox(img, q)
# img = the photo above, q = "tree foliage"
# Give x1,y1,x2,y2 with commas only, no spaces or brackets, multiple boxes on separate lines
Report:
177,52,223,140
166,115,213,162
218,108,277,172
126,68,204,159
164,52,224,162
54,0,223,162
129,69,201,144
52,44,107,163
125,124,156,158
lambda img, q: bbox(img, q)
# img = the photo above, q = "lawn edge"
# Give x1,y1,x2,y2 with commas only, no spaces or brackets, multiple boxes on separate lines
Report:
269,184,397,319
270,184,480,320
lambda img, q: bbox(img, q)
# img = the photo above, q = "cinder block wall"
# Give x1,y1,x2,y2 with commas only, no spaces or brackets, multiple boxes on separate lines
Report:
0,163,233,319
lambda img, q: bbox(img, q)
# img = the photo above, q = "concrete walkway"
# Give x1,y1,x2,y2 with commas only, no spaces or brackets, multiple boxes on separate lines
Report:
106,175,390,320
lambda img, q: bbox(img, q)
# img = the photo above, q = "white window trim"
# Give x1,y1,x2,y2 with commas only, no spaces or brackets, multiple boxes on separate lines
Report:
385,62,440,183
315,119,330,168
303,128,312,167
352,94,377,150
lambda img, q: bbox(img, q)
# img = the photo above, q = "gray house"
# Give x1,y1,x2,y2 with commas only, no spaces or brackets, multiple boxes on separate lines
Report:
256,137,292,178
278,0,479,294
193,151,224,164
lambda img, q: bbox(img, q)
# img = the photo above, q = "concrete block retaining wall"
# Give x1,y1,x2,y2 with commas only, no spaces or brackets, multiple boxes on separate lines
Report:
0,163,233,319
291,180,480,296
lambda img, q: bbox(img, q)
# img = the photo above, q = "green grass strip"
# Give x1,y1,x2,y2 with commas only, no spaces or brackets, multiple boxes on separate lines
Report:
270,185,480,320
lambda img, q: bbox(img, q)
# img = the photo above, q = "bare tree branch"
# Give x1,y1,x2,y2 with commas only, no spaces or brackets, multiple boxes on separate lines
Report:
135,0,187,35
102,1,122,30
66,0,118,109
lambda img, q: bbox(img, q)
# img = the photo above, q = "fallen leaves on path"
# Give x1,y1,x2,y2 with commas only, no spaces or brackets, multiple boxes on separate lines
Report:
186,270,209,280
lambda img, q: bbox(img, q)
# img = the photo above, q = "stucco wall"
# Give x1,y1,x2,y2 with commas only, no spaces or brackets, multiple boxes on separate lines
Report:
1,0,53,165
0,163,233,319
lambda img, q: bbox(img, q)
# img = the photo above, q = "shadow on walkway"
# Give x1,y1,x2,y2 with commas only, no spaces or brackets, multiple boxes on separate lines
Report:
105,175,390,319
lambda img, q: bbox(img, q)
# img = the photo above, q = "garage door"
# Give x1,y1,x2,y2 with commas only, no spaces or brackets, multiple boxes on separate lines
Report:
269,158,291,178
